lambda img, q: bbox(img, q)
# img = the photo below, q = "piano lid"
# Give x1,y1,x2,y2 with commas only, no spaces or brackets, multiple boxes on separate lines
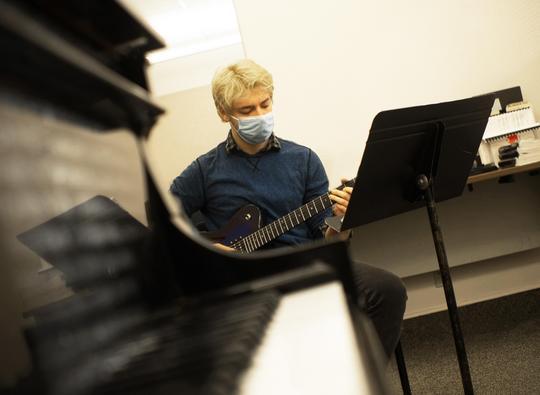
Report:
16,0,164,62
0,0,165,136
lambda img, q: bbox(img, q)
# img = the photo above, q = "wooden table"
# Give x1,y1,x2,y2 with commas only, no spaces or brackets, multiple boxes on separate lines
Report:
467,160,540,184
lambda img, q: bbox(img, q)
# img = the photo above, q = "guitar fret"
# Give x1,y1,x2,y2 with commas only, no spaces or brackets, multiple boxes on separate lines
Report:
294,210,300,224
240,238,247,253
247,236,255,252
317,196,324,211
325,193,332,207
322,193,331,207
287,213,294,228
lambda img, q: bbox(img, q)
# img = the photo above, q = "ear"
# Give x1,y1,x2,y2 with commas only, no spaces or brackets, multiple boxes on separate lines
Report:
217,107,230,123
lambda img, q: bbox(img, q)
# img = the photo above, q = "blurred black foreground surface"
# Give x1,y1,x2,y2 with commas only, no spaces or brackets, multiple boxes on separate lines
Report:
0,1,389,394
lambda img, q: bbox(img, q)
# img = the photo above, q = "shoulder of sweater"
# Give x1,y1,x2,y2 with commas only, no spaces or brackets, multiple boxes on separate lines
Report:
194,141,227,164
276,137,313,153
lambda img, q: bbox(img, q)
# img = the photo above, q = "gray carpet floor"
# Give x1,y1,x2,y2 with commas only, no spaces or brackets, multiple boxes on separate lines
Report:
385,288,540,394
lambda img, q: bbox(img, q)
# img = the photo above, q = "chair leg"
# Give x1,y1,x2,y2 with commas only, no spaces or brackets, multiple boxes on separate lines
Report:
395,339,411,394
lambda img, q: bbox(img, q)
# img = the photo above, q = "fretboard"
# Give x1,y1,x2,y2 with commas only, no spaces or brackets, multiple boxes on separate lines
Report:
233,177,355,253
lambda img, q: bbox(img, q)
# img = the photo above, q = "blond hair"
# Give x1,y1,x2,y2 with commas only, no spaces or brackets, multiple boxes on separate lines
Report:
211,59,274,115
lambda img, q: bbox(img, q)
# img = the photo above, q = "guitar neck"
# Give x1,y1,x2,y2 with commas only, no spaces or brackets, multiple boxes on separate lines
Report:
234,178,355,253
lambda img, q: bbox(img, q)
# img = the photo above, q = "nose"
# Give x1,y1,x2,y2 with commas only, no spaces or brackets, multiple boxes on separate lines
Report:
253,106,265,116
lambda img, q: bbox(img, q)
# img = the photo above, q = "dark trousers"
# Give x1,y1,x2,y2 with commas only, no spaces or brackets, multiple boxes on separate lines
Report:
352,261,408,359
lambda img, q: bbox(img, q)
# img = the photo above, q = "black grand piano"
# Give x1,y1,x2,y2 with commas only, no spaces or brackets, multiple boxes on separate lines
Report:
0,1,389,394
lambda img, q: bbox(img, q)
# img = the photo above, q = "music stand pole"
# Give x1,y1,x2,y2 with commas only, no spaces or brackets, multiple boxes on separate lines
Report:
416,174,474,395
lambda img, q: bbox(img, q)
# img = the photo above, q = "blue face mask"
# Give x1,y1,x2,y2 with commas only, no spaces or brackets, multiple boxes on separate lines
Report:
231,112,274,145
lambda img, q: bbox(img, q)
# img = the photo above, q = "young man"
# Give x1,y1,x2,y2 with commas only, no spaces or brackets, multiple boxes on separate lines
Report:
170,59,406,358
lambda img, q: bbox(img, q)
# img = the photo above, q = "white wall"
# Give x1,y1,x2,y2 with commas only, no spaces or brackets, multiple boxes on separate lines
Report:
145,85,227,197
146,0,540,202
233,0,540,184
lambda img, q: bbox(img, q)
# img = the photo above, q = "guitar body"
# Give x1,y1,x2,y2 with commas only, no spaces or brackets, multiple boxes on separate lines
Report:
205,204,262,246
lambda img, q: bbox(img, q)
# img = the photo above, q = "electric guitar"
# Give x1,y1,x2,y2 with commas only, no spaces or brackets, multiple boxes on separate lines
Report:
205,178,356,253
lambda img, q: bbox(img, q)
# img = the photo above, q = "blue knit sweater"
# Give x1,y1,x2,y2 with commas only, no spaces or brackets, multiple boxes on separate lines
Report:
170,137,331,248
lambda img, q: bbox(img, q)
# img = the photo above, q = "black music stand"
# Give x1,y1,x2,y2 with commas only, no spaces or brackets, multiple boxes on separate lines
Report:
328,94,495,395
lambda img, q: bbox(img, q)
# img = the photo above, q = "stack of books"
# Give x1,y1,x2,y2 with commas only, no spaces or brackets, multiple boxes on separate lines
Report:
517,139,540,166
498,143,519,168
478,101,540,168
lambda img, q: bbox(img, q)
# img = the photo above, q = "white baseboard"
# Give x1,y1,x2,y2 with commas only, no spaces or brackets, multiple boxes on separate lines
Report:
403,247,540,319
